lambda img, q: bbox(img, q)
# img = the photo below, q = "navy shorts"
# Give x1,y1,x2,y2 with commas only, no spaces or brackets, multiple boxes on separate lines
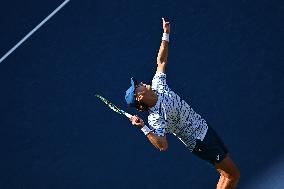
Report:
192,125,228,165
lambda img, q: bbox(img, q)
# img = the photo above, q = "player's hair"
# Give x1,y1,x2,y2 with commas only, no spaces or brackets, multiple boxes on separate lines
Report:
135,101,149,112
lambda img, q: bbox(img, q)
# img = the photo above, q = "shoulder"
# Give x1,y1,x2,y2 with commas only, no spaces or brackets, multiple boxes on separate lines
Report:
153,71,166,80
152,71,167,91
148,111,159,120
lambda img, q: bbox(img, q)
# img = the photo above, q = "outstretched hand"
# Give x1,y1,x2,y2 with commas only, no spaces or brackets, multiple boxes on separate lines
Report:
162,18,170,34
129,115,144,129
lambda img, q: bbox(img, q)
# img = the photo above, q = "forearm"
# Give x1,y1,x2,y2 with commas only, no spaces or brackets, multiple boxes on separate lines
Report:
146,132,168,151
157,40,169,65
156,18,170,72
130,116,168,151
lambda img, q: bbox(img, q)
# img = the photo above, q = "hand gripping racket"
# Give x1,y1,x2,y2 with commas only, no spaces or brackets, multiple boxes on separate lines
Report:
95,94,132,118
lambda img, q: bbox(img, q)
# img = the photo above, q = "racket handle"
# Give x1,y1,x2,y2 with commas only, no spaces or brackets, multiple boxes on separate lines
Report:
124,113,132,118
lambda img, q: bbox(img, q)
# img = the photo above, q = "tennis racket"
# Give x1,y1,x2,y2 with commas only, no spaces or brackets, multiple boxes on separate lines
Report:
95,94,132,119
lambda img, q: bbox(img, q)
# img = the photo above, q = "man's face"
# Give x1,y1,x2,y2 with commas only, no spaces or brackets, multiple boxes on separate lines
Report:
135,82,151,101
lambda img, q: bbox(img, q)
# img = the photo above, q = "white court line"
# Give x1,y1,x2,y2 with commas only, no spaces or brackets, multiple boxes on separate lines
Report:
0,0,70,64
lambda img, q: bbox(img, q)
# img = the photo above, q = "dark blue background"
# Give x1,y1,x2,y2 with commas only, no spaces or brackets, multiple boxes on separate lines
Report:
0,0,283,188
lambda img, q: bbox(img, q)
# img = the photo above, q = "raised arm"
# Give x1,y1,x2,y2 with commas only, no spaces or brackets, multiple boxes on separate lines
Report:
157,18,170,73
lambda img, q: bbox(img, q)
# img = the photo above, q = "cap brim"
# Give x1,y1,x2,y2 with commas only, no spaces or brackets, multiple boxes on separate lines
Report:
125,77,139,107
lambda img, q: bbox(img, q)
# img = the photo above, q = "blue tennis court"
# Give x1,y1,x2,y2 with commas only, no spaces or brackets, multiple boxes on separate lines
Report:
0,0,283,188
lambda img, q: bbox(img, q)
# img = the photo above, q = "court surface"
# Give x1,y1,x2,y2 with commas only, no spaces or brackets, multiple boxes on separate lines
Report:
0,0,283,188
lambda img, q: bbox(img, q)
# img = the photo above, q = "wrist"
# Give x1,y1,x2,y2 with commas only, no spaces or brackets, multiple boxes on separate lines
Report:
162,33,170,42
141,125,151,135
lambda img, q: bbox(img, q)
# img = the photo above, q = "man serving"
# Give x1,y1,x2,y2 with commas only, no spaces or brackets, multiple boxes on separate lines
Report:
125,18,240,189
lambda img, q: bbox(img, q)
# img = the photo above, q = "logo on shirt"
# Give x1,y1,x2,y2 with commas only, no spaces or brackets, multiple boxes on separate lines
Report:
216,155,220,161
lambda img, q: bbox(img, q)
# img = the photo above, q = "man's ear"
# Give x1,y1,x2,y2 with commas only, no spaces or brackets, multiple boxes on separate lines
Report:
136,91,145,102
137,94,143,101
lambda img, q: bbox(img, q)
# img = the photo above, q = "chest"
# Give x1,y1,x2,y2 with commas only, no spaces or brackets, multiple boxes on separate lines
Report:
156,92,181,124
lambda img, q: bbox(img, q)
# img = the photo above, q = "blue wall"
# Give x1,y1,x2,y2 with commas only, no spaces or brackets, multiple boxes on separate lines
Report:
0,0,283,188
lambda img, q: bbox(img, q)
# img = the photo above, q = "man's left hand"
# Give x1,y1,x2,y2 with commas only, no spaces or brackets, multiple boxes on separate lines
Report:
162,18,170,34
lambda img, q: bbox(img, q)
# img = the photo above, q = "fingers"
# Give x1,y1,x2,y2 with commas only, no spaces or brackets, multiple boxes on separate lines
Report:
130,115,138,120
162,17,170,25
130,115,140,124
130,115,144,126
129,115,144,129
132,119,137,125
134,115,140,123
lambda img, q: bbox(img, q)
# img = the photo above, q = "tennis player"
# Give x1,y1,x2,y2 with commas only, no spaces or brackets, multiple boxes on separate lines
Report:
125,18,240,189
